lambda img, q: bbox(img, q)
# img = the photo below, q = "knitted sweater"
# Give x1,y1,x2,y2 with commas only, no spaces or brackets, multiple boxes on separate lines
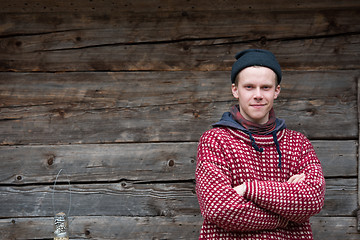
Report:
195,127,325,239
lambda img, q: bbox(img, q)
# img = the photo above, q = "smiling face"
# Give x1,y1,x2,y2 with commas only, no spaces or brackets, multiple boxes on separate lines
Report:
232,66,281,124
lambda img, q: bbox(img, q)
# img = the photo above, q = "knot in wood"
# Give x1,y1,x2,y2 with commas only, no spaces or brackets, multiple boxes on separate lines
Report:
168,159,175,167
260,36,267,46
193,110,200,118
47,155,55,165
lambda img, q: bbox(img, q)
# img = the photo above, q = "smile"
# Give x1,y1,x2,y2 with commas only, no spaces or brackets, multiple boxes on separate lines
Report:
251,104,266,108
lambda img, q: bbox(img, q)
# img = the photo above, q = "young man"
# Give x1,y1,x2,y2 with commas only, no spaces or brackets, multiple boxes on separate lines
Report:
195,49,325,239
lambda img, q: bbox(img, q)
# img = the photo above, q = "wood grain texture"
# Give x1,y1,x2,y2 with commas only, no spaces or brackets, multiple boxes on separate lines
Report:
310,216,359,240
0,0,358,238
0,71,357,144
0,182,199,218
0,100,356,144
1,34,359,72
1,0,360,13
0,140,356,185
1,9,360,47
0,179,356,218
0,215,358,240
1,2,359,72
0,143,198,184
0,215,201,240
1,70,357,107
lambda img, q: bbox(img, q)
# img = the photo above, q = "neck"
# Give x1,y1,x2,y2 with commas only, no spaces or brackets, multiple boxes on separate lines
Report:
230,105,276,135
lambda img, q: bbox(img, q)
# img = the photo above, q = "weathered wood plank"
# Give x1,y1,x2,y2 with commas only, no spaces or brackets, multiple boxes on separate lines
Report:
1,0,360,13
0,143,198,184
0,99,356,145
0,71,357,143
0,141,355,185
0,178,356,218
1,34,359,71
1,9,360,50
0,71,234,108
310,217,360,240
312,141,357,178
319,179,358,217
0,182,200,218
0,215,202,240
275,99,356,139
0,215,358,240
0,70,356,108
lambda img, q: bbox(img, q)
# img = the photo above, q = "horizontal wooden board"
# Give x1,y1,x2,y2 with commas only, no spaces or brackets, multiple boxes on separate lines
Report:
319,179,358,217
1,34,359,71
311,216,360,240
0,70,356,108
0,182,200,218
0,143,198,184
0,71,357,144
1,0,360,13
0,215,201,240
0,99,356,145
0,141,356,185
0,215,358,240
0,178,356,218
311,141,357,178
1,9,360,49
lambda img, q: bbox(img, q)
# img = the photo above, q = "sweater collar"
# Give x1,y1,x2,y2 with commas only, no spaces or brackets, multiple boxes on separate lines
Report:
226,127,285,170
230,105,277,135
212,110,286,134
226,127,286,146
213,109,286,169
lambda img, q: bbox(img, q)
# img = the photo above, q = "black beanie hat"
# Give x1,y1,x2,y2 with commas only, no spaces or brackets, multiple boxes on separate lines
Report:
231,49,282,84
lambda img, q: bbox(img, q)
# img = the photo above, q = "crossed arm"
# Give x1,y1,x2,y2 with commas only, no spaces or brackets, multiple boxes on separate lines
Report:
196,131,325,232
196,160,290,232
234,173,306,196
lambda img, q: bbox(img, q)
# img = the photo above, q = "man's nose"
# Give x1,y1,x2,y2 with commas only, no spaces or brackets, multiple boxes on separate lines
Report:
254,88,263,99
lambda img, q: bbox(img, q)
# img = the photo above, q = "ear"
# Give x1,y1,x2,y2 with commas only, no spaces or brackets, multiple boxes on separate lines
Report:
231,83,239,99
274,84,281,99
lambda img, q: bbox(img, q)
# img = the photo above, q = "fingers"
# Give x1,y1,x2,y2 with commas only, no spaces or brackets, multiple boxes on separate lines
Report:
234,184,246,196
287,173,306,184
294,174,306,183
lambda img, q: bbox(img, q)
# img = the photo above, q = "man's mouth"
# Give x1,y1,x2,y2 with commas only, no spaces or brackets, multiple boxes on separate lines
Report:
251,104,266,108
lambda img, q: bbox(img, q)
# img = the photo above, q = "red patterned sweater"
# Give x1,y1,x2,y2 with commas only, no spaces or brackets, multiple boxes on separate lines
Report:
195,127,325,239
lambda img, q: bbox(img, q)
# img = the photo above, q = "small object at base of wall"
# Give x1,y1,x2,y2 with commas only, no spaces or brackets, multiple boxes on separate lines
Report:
54,212,69,240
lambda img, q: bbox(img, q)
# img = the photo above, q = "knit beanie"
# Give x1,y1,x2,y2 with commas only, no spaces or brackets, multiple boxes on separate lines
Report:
231,49,282,84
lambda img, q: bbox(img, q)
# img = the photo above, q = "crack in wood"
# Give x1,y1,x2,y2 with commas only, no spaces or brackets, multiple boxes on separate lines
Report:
0,178,195,187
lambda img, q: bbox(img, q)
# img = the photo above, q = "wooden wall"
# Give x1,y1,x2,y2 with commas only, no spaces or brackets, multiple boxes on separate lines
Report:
0,0,359,239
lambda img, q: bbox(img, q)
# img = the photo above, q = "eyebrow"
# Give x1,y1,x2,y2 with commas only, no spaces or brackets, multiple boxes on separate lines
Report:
241,82,274,87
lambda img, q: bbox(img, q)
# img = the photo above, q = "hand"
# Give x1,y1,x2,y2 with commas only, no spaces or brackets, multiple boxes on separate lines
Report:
234,183,246,196
287,173,306,184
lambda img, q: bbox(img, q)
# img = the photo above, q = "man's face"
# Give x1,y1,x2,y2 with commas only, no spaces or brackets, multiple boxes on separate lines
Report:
231,66,281,124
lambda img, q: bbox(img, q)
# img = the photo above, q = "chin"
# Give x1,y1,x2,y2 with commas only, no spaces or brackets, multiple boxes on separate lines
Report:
250,116,267,124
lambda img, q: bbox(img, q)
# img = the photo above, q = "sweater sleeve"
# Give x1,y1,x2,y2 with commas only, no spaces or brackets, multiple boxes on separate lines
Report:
196,131,288,232
244,135,325,223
